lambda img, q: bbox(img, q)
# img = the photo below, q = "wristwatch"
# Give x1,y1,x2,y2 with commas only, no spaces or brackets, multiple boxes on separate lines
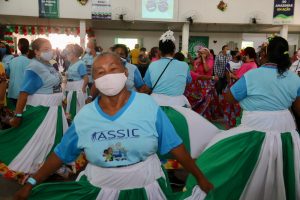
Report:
26,177,37,186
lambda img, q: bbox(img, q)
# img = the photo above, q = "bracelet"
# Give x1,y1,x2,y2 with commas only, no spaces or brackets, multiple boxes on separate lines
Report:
26,177,37,186
15,113,23,118
88,95,93,99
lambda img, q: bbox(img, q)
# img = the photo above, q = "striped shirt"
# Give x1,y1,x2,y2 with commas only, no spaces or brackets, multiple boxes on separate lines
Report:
214,53,232,78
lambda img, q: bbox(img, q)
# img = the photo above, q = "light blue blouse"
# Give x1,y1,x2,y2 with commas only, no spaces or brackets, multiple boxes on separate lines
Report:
125,62,144,90
21,59,62,95
2,54,14,71
67,60,87,81
54,92,182,167
231,65,300,111
7,55,30,99
144,58,192,96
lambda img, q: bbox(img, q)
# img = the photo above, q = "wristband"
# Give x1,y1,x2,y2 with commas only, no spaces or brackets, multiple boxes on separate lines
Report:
26,177,37,186
88,95,93,99
15,113,23,118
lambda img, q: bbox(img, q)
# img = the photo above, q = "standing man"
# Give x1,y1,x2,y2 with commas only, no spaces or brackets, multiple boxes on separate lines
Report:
7,38,31,107
82,40,100,88
130,44,140,65
213,45,232,95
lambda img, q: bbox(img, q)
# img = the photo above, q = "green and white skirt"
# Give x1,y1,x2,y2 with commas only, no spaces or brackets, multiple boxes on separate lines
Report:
65,80,87,120
30,154,182,200
182,110,300,200
151,93,191,108
0,93,68,181
161,106,219,159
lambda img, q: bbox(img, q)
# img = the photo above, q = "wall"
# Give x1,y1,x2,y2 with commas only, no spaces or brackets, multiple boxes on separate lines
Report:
94,30,180,51
1,0,300,25
95,30,299,53
0,0,92,19
95,30,242,52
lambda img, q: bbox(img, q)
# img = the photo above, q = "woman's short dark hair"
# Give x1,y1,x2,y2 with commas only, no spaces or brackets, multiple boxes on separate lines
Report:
149,47,159,60
267,36,291,76
112,44,129,58
5,44,12,55
174,52,185,61
244,47,257,59
159,40,175,56
230,50,239,57
18,38,30,54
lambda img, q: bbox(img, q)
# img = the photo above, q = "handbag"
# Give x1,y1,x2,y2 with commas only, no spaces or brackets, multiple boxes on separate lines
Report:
149,59,173,95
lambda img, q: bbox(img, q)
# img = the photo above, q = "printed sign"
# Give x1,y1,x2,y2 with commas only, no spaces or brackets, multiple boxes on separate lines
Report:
92,0,112,20
39,0,59,18
273,0,295,24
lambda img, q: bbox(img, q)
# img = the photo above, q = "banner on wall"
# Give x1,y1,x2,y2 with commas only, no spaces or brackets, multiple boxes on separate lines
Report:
92,0,112,20
38,0,59,18
273,0,295,24
188,36,209,58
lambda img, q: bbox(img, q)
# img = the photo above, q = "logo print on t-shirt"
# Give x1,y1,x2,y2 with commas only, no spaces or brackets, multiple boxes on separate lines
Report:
91,129,140,142
103,143,128,162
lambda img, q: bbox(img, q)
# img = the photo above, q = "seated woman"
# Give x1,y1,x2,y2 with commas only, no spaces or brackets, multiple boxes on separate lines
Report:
14,52,213,200
182,36,300,200
0,38,68,182
185,47,221,120
64,44,88,120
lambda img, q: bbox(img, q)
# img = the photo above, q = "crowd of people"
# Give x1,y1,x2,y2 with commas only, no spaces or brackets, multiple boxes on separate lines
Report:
0,30,299,200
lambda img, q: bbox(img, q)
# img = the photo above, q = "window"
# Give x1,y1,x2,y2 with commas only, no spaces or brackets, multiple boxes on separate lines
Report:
115,38,139,50
241,41,254,49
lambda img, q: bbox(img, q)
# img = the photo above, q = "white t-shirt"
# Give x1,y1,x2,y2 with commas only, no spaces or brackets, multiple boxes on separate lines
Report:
290,60,300,74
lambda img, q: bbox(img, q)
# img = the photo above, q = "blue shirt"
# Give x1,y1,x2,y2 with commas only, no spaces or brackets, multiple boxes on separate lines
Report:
20,59,62,95
7,55,30,99
82,53,100,83
2,54,14,71
231,65,300,111
67,60,87,81
125,62,144,90
144,58,192,96
54,92,182,167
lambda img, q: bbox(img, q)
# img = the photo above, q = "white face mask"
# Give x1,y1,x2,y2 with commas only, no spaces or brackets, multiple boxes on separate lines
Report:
226,50,231,55
94,73,127,96
85,47,91,53
40,51,53,61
